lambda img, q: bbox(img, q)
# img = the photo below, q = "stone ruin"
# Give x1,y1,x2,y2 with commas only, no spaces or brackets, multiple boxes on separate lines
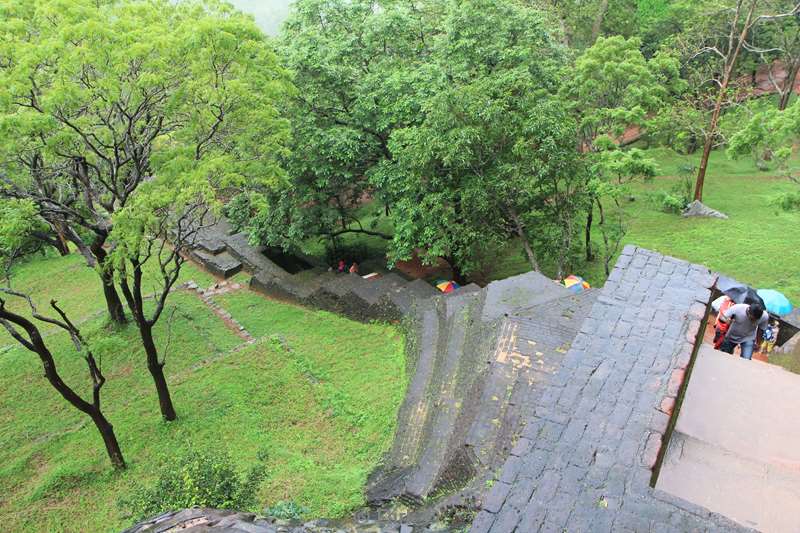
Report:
126,219,781,532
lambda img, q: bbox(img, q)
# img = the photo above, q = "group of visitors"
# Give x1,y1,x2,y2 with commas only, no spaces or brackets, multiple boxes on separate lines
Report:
335,259,359,274
713,299,777,360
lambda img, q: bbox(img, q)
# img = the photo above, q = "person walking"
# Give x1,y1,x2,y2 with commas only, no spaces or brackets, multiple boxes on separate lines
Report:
718,302,769,360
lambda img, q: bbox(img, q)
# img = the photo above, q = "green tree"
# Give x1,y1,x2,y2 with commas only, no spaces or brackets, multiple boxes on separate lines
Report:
746,1,800,110
376,0,580,280
0,0,290,325
0,0,290,420
589,145,657,274
0,199,49,278
673,0,762,202
110,187,211,422
247,0,435,255
562,36,677,259
562,36,682,151
0,290,126,470
728,99,800,208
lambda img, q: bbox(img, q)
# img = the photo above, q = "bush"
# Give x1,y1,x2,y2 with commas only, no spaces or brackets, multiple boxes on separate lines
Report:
120,447,267,521
651,173,693,214
652,191,688,214
772,190,800,212
263,501,307,520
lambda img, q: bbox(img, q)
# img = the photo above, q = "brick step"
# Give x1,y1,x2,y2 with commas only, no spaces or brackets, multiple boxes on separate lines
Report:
223,232,290,277
321,272,364,297
351,274,405,306
513,289,599,333
463,319,522,469
464,314,570,472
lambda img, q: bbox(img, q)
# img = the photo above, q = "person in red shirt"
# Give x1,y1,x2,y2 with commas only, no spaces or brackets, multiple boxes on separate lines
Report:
713,297,735,349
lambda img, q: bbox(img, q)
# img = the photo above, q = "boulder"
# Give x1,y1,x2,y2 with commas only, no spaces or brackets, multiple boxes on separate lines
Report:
682,200,728,219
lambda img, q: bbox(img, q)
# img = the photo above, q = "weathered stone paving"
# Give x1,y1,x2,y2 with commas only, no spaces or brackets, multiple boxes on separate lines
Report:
366,272,593,512
470,246,751,533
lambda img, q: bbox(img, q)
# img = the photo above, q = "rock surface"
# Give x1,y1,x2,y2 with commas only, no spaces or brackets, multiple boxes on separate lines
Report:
682,200,729,219
122,508,444,533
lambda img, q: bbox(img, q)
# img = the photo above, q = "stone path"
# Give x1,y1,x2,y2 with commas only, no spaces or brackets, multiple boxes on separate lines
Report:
471,246,751,533
187,218,446,323
367,272,596,519
181,280,255,343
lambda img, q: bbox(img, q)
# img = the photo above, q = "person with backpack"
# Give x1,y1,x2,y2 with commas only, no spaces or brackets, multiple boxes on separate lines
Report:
718,302,770,360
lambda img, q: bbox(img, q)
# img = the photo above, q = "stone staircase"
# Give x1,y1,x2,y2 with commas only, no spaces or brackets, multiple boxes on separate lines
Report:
186,218,600,516
365,276,598,509
186,218,467,322
657,344,800,533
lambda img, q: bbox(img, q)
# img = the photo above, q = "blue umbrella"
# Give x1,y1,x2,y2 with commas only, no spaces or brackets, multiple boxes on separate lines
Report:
756,289,793,316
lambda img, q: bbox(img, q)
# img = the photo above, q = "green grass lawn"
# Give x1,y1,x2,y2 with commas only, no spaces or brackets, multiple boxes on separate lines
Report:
0,254,405,532
492,148,800,305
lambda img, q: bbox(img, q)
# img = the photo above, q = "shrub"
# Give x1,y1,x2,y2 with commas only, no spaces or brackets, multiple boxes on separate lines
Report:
651,173,693,214
652,190,688,214
772,191,800,212
121,447,267,521
263,500,307,520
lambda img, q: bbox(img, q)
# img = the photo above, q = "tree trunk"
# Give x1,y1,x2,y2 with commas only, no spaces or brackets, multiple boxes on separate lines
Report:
694,0,758,202
585,207,594,262
508,208,539,272
0,308,127,470
90,241,126,325
778,59,799,111
51,220,72,256
54,238,70,256
597,199,612,277
520,237,540,273
445,256,468,286
100,269,127,324
89,411,126,469
694,93,727,202
140,324,177,421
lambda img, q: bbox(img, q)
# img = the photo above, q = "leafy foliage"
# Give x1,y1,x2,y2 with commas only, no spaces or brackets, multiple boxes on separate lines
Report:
379,0,576,277
562,35,683,149
264,501,308,520
728,99,800,209
0,199,47,275
121,447,267,521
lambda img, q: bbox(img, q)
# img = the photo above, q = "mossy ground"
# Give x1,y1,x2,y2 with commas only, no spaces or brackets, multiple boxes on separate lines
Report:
0,254,405,532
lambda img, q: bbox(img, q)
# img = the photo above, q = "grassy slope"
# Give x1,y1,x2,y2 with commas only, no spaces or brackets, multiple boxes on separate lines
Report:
0,254,405,532
492,148,800,305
